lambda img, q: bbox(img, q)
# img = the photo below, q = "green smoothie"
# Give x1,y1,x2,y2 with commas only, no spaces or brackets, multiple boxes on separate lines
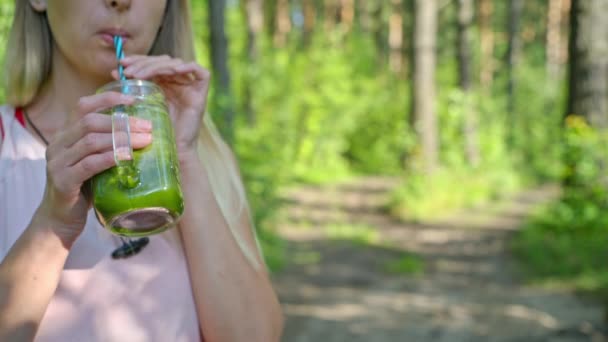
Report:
91,81,184,237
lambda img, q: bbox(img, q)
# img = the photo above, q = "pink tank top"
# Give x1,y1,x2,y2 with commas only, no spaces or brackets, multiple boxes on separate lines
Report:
0,106,201,341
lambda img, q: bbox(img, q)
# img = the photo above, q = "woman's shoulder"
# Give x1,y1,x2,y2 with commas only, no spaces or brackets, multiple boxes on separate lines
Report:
0,104,15,116
0,105,14,150
0,104,16,136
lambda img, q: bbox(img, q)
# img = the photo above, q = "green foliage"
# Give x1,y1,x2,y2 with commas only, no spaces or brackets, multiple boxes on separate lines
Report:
513,116,608,297
383,254,425,275
0,2,13,103
257,225,287,272
232,33,410,185
511,63,565,181
513,204,608,293
344,75,412,175
325,223,381,246
389,58,564,222
389,166,521,221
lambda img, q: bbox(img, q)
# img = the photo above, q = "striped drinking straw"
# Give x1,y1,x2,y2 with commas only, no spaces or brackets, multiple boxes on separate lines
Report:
113,36,128,93
114,36,125,80
111,35,137,185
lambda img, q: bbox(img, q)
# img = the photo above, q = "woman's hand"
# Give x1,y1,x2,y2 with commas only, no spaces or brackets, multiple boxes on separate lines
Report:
35,92,153,246
115,55,211,158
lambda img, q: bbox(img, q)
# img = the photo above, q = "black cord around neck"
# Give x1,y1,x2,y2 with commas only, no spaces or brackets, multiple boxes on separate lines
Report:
23,109,49,146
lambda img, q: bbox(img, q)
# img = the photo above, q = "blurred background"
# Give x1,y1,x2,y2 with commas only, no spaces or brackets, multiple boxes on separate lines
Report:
2,0,608,341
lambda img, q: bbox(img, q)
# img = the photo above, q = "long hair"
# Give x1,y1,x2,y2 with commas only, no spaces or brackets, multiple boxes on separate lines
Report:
2,0,265,270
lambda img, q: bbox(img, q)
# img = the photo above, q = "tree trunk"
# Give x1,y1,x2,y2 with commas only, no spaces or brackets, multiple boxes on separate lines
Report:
372,3,386,65
560,0,572,69
566,0,608,128
324,0,339,31
546,0,566,79
358,0,372,33
209,0,235,143
340,0,355,33
478,0,494,90
274,0,291,46
457,0,473,91
389,0,403,74
246,0,264,60
412,0,439,174
457,0,479,167
302,0,316,46
264,0,277,40
243,0,264,126
506,0,523,147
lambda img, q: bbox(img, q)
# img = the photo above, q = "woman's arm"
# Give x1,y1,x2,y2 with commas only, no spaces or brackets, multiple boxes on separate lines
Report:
0,215,75,341
178,150,284,342
0,93,150,341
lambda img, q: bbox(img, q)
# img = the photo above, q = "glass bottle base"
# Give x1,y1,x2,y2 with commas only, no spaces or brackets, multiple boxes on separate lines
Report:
105,207,178,237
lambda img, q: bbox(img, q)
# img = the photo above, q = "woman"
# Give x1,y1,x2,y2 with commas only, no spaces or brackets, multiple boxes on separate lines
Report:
0,0,283,341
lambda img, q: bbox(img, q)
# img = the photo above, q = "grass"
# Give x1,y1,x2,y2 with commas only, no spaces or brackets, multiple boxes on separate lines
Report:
512,200,608,301
325,223,381,246
388,168,522,222
292,250,322,265
383,254,425,275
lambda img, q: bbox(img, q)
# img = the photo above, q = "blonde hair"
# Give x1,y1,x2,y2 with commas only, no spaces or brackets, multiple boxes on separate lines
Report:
3,0,265,270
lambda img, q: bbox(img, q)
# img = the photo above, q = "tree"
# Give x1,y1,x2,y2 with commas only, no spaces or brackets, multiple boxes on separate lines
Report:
209,0,236,143
243,0,264,126
478,0,494,90
566,0,608,128
546,0,569,79
506,0,523,147
389,0,403,74
457,0,479,166
340,0,355,33
245,0,264,60
274,0,291,46
302,0,317,46
264,0,277,39
412,0,439,174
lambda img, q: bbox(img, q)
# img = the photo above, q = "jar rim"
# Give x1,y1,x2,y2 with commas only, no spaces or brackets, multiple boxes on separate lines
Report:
97,79,163,94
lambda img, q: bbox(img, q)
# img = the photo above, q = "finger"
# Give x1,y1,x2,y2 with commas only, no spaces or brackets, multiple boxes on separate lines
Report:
174,63,210,81
131,60,185,80
59,113,152,150
120,54,156,66
62,132,153,167
66,150,116,185
154,73,196,86
72,92,135,118
152,63,208,86
123,55,174,78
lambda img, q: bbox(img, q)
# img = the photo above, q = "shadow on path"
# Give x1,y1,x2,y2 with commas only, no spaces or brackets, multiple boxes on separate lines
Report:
273,178,606,342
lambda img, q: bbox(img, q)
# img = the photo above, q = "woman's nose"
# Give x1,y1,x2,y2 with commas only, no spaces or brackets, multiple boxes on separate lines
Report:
105,0,131,11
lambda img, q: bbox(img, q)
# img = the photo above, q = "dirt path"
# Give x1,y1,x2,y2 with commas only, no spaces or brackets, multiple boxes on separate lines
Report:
271,177,606,342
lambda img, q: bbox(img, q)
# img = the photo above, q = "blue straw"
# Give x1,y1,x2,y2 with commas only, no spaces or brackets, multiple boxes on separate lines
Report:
113,36,128,94
114,36,126,81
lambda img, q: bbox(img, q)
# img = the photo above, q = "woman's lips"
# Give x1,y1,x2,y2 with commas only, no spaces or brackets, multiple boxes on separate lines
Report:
98,29,131,46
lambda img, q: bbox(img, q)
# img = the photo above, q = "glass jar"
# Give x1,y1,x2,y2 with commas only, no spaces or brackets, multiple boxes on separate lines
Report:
91,80,184,237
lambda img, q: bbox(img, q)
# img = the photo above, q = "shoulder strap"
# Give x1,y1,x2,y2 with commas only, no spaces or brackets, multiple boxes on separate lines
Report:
15,107,25,128
0,107,25,143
